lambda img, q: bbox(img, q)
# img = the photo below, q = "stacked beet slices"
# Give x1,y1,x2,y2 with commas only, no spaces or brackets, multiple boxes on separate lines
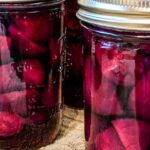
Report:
84,38,150,150
0,12,60,137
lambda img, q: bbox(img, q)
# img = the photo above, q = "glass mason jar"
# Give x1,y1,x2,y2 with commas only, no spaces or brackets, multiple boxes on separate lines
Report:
0,0,64,149
63,0,84,108
77,0,150,149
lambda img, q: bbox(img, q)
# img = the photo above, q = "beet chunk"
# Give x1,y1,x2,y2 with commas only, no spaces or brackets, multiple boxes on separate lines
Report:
49,38,60,68
86,112,110,149
112,119,150,150
95,127,125,150
129,72,150,120
83,55,101,108
95,42,136,86
0,60,45,93
0,90,40,116
9,25,47,56
0,112,24,137
22,59,45,86
29,108,49,124
0,63,25,93
92,79,123,115
11,13,53,45
0,36,12,64
41,84,55,109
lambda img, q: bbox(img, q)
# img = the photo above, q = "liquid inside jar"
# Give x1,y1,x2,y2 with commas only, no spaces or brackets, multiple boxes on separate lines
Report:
83,27,150,150
0,2,63,149
63,0,84,108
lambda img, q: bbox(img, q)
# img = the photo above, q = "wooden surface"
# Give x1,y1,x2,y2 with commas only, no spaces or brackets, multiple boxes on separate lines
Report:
39,106,85,150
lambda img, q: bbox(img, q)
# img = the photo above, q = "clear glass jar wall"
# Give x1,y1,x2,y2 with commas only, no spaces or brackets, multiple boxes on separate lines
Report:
63,0,84,108
0,1,64,149
82,22,150,150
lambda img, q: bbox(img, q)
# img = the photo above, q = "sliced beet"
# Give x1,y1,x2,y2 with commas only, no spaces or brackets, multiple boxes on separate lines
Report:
92,79,123,115
0,90,40,116
49,38,60,68
11,13,53,45
22,59,45,86
0,36,12,64
83,55,101,107
29,108,49,125
0,60,45,93
129,72,150,120
86,112,110,149
41,84,55,109
0,112,24,137
95,127,125,150
0,63,25,93
112,119,150,150
9,25,47,56
95,41,136,86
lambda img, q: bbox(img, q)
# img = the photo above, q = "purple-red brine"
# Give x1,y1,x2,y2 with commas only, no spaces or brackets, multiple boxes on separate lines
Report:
0,0,64,149
77,0,150,150
63,0,84,108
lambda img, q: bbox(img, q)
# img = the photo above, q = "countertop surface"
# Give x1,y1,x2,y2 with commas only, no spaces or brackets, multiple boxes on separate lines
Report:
39,107,85,150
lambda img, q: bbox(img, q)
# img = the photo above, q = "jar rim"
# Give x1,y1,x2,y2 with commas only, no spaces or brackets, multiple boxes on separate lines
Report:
0,0,65,10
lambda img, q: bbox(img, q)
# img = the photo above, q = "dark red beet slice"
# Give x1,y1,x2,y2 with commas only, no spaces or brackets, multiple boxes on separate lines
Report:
9,25,47,56
95,42,136,86
0,36,12,64
22,59,45,86
84,55,101,107
41,84,55,109
112,119,150,150
95,127,125,150
0,60,45,93
92,79,123,115
12,13,53,45
139,42,150,54
0,63,25,93
29,108,49,124
86,112,110,149
0,112,24,137
49,38,60,68
0,90,39,116
129,72,150,120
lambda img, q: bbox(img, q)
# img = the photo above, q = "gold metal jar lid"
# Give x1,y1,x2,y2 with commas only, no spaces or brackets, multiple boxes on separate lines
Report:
77,0,150,31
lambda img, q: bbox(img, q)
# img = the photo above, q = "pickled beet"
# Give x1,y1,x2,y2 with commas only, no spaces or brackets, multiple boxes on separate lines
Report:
84,56,101,107
95,42,136,86
0,60,45,93
49,38,60,68
95,127,125,150
0,90,39,116
41,85,55,109
22,59,45,86
0,36,12,64
9,25,47,56
29,108,49,124
129,72,150,120
92,79,123,115
85,112,110,149
12,13,52,45
0,112,24,137
112,119,150,150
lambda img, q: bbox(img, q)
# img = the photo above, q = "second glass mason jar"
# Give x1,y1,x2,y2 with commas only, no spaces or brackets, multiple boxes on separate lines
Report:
0,0,64,149
77,0,150,149
63,0,84,108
